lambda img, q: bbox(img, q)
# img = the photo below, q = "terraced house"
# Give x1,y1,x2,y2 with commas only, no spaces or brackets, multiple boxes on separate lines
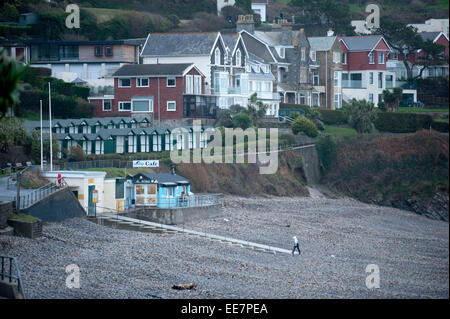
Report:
24,117,210,159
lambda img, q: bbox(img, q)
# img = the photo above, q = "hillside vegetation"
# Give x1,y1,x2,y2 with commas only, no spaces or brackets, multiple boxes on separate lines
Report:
320,131,449,221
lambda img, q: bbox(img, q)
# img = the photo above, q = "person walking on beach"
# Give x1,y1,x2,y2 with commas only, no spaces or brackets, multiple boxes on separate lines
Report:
292,236,301,256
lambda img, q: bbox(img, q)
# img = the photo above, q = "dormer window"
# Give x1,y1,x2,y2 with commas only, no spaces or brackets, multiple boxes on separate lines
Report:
95,46,103,57
279,47,285,58
236,49,241,66
301,47,306,61
215,47,220,65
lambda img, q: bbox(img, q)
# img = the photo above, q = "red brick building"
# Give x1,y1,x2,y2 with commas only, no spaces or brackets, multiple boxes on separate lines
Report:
89,63,206,120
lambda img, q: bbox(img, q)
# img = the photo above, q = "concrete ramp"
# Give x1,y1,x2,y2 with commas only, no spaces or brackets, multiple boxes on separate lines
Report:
21,188,86,222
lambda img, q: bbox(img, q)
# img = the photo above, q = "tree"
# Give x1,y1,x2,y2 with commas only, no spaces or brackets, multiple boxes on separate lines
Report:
343,99,377,134
68,145,86,162
375,19,445,79
416,40,448,78
31,130,60,164
382,87,403,112
0,52,26,120
246,93,268,124
0,118,29,153
232,112,252,130
235,0,252,13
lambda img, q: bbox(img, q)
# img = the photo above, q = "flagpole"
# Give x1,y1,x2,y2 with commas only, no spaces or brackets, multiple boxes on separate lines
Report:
49,82,53,171
40,100,43,171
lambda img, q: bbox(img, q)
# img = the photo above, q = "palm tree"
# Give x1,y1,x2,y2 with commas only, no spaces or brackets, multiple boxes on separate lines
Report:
0,51,26,120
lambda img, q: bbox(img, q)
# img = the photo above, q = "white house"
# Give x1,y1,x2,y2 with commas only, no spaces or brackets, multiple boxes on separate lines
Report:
41,170,107,215
251,0,268,23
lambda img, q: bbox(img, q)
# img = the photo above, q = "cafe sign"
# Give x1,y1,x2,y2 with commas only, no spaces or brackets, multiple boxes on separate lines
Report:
132,160,159,168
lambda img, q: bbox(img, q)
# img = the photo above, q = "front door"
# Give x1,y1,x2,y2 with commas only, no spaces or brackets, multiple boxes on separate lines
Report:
88,185,95,216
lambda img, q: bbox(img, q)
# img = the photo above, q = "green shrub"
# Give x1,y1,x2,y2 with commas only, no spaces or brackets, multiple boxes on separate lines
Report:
289,111,301,119
375,112,433,133
232,112,252,130
291,117,319,137
316,135,338,172
319,109,347,125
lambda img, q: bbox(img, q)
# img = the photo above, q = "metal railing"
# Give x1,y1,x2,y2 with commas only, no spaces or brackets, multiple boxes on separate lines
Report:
13,178,68,210
150,193,224,208
0,255,25,299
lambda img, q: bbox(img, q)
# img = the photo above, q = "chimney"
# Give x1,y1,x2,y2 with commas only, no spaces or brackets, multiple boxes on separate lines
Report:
327,28,334,37
236,15,255,34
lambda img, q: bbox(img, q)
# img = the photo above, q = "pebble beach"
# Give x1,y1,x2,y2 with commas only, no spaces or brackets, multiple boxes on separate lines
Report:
1,193,448,299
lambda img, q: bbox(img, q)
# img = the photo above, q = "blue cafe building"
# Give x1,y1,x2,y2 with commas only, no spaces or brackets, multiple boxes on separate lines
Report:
124,172,192,208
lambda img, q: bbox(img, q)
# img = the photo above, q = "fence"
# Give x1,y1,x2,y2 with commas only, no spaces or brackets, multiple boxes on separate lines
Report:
64,159,134,171
0,255,25,299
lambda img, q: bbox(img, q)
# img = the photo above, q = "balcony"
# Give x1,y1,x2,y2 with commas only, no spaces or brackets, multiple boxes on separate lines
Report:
342,80,365,89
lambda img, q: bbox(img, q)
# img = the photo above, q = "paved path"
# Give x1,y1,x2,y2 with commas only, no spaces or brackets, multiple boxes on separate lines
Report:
98,213,293,255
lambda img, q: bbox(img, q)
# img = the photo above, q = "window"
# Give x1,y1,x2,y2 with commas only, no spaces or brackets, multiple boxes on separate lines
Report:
378,52,385,64
103,99,112,111
132,99,153,113
301,47,306,61
391,51,398,60
385,74,393,88
246,64,251,72
333,51,340,63
313,72,319,86
236,49,241,66
166,187,174,197
378,72,383,89
369,72,374,84
215,47,221,65
137,78,149,87
369,52,374,64
334,70,341,87
350,73,362,88
94,46,103,57
334,94,341,109
59,45,78,60
299,92,306,105
342,53,347,64
167,101,176,111
167,78,176,87
119,78,131,88
264,82,271,92
105,46,113,56
185,75,193,94
279,47,285,58
256,81,262,92
310,50,316,61
194,75,202,94
119,101,131,111
369,93,374,103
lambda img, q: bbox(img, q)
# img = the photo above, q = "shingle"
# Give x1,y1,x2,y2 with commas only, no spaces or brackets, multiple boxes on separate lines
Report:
241,32,275,63
112,63,193,77
340,35,384,51
308,36,337,51
141,32,218,57
419,32,441,42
